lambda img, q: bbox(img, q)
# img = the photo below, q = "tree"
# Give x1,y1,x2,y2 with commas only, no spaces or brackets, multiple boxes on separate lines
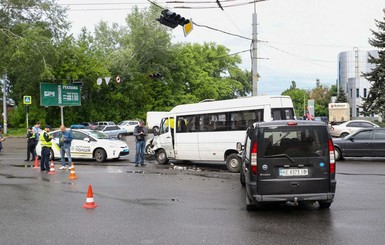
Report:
282,87,309,118
310,84,331,116
362,10,385,117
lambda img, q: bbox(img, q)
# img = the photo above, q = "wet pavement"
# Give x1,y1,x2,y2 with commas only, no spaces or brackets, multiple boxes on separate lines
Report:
1,137,385,244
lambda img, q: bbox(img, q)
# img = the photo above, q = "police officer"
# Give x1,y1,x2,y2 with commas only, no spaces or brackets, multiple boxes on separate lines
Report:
25,126,37,161
40,125,53,172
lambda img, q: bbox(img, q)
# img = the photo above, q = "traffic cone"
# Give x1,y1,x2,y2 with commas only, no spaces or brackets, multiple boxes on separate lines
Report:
82,185,97,209
33,156,39,169
48,160,56,175
68,162,78,180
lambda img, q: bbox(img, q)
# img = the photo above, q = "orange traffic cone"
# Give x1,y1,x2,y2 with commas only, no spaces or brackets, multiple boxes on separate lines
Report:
82,185,97,209
48,160,56,175
68,162,78,180
33,156,40,169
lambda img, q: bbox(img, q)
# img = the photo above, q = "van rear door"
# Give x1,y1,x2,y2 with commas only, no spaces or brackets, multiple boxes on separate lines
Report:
256,125,331,195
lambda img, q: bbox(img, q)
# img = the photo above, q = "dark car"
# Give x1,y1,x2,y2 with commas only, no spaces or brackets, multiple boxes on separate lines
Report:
333,128,385,161
237,120,336,210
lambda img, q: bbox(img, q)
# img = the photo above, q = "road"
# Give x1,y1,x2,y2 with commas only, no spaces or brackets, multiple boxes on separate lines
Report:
1,137,385,244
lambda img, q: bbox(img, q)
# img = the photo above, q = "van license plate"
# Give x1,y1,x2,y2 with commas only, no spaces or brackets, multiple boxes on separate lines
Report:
279,168,308,176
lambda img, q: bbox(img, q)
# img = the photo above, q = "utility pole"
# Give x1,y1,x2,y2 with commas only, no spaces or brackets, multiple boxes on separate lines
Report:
252,2,258,96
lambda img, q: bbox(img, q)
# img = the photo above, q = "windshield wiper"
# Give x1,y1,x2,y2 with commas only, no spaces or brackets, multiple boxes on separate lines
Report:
264,154,295,163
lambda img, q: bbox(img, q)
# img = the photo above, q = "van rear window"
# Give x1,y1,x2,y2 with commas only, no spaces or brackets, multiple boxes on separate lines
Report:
260,126,328,157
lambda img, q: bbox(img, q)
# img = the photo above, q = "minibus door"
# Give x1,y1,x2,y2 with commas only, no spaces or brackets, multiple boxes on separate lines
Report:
157,117,175,158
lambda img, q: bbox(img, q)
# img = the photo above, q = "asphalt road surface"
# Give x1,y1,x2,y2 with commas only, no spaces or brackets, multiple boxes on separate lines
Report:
1,137,385,245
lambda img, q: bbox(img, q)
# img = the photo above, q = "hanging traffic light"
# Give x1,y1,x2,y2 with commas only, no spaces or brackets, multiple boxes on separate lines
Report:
156,9,190,29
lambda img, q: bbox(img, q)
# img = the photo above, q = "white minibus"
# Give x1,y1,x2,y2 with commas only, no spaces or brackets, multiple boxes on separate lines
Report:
151,95,295,172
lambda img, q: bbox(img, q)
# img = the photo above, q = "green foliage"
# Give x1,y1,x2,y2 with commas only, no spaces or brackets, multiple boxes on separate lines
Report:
362,10,385,117
282,86,309,118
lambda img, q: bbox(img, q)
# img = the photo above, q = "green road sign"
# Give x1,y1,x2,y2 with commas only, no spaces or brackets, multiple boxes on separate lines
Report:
40,83,81,106
23,95,32,105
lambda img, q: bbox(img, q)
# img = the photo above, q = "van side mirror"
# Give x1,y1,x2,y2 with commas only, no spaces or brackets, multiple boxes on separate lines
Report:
236,142,243,152
84,137,90,142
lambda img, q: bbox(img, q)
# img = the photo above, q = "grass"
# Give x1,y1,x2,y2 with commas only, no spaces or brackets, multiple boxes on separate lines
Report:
2,128,27,137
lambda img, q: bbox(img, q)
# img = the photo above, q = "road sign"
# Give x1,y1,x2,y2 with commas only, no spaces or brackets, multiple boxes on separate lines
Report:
23,96,32,105
183,20,193,37
40,83,81,106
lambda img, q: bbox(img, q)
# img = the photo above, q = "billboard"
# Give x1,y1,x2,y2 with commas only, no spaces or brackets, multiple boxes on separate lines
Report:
40,83,81,106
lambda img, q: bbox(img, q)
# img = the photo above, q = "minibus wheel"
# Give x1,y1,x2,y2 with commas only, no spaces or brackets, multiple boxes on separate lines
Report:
156,149,169,165
226,153,241,173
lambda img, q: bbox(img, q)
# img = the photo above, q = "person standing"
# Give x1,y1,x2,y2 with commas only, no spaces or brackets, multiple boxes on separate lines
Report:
39,125,53,172
133,120,148,167
33,122,42,139
25,126,37,161
58,125,73,170
0,129,5,152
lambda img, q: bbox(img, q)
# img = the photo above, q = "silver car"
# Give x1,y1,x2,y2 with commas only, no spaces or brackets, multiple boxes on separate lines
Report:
95,125,126,139
330,120,379,138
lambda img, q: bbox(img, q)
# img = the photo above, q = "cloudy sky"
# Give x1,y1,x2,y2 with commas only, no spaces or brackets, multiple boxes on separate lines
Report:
58,0,384,95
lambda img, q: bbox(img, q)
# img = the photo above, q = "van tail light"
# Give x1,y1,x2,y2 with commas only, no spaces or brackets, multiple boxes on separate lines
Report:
251,142,258,174
328,139,335,174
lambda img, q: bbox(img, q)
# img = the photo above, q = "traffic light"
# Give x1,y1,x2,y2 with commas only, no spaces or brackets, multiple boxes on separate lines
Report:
149,73,163,79
156,9,190,29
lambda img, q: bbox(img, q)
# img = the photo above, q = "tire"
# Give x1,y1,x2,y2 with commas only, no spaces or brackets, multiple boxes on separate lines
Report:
340,132,349,138
94,148,107,162
226,153,241,173
49,149,54,161
334,147,343,161
240,167,246,187
117,133,122,139
156,149,169,165
319,200,332,209
145,144,155,155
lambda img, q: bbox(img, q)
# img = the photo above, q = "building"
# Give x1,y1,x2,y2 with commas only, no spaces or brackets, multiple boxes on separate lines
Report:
337,48,379,118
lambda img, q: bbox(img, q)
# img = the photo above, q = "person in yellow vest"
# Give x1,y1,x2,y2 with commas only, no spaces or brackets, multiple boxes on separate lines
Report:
40,125,53,172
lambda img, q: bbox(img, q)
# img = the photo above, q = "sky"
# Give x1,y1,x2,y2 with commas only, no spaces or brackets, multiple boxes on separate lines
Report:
57,0,385,95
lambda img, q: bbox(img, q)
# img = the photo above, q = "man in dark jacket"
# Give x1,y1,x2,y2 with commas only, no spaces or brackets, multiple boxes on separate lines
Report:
133,121,148,167
25,126,37,161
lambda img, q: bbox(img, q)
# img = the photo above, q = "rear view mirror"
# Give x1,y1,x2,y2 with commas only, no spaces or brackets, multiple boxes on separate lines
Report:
236,142,243,152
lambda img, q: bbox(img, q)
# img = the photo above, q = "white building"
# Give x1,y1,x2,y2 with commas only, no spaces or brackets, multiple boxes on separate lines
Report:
337,48,378,118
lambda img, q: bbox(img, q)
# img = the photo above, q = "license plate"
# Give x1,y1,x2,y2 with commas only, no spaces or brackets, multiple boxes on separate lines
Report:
279,168,308,176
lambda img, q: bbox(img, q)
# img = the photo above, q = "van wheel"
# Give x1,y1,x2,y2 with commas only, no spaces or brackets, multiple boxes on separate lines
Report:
319,200,332,209
226,153,241,173
117,133,122,139
156,149,169,165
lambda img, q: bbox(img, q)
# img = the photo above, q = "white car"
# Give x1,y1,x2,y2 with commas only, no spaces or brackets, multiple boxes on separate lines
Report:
330,120,380,138
35,129,129,162
117,120,139,134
